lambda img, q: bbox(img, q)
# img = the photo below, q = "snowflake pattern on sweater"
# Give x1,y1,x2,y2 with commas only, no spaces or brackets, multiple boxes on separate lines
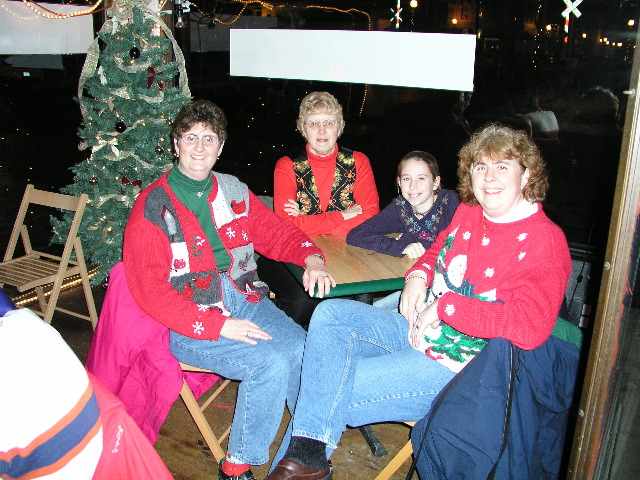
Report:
411,204,571,373
124,172,323,340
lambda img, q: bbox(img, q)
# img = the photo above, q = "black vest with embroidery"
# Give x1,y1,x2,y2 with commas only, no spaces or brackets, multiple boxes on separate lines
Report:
292,146,357,215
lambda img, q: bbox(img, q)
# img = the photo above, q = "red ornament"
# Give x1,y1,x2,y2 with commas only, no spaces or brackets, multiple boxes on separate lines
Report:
173,259,186,270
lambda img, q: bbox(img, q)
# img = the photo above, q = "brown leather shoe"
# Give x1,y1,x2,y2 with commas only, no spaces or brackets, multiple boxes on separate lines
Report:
265,459,331,480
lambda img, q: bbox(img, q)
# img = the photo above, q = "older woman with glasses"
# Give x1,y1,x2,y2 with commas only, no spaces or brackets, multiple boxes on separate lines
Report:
122,99,335,480
257,91,380,328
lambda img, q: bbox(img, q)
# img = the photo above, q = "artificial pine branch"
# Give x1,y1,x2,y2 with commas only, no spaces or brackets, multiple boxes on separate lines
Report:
52,0,191,284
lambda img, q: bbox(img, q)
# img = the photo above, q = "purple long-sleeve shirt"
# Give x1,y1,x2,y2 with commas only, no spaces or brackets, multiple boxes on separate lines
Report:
346,189,460,257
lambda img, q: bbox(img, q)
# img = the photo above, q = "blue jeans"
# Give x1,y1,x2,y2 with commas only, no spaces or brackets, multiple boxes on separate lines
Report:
273,298,456,466
373,290,401,311
169,274,306,465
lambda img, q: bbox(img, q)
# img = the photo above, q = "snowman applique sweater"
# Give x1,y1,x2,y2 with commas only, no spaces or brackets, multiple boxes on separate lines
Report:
406,203,572,372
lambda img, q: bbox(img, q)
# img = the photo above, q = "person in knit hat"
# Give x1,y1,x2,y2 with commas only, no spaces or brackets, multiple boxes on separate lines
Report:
266,123,572,480
123,100,335,480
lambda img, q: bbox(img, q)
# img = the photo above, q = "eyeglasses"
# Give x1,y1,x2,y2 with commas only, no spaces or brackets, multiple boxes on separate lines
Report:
304,119,339,130
180,134,219,146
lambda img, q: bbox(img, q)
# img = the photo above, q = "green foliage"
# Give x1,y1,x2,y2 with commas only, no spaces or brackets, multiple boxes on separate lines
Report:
52,6,191,284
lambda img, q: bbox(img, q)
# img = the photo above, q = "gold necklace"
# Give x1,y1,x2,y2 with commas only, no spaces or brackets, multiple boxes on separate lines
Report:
194,175,212,198
482,214,490,244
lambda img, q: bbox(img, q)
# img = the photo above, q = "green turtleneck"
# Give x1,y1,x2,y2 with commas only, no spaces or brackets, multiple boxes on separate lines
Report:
167,167,232,271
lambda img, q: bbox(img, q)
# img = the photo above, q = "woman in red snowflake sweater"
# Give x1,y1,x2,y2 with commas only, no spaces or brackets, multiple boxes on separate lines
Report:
266,124,573,480
123,100,335,480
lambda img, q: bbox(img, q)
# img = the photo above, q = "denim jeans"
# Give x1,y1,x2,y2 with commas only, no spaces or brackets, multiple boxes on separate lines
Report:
273,298,456,466
169,274,306,465
372,290,402,312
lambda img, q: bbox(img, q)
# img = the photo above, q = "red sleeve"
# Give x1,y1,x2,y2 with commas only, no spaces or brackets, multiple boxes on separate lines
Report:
248,191,324,266
438,256,571,351
272,152,380,237
123,196,227,341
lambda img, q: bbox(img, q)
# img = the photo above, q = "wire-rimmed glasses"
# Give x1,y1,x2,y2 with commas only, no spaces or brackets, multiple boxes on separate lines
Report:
180,134,219,147
304,119,339,130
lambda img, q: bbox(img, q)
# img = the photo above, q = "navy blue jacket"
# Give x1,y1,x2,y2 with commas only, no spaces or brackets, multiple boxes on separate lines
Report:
411,334,581,479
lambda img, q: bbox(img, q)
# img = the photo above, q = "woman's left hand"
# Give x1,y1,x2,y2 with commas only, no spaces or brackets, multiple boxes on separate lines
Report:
284,199,301,217
410,298,440,348
303,255,336,298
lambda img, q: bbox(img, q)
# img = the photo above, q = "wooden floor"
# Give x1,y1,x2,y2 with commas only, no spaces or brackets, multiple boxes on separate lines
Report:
42,285,415,480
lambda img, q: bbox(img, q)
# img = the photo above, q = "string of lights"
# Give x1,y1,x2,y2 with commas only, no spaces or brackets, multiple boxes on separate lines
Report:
307,4,371,30
19,0,372,31
11,266,102,307
20,0,112,19
187,0,370,29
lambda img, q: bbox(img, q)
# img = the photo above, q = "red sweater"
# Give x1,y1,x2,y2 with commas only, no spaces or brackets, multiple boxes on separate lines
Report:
273,144,380,236
407,203,572,354
123,173,323,340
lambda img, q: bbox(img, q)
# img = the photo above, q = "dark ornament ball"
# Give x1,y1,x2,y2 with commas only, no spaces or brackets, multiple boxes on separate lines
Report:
129,47,140,59
155,145,164,155
115,120,127,133
89,176,98,185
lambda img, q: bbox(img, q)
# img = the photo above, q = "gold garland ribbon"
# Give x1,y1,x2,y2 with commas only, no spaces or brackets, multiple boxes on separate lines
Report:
78,0,190,119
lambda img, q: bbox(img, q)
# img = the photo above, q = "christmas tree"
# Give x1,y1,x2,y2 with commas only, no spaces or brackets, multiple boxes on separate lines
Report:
52,0,191,284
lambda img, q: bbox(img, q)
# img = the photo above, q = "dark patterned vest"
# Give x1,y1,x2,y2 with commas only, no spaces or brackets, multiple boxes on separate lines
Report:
292,146,357,215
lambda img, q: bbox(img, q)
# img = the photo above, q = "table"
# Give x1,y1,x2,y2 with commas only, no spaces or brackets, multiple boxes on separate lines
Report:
287,235,416,299
287,235,416,456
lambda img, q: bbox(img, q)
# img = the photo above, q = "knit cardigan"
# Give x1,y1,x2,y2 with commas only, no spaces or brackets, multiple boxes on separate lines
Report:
406,203,572,372
273,144,380,236
123,171,323,340
346,189,460,257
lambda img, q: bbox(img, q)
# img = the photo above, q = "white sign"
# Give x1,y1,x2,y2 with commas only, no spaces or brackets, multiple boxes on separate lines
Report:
230,29,476,91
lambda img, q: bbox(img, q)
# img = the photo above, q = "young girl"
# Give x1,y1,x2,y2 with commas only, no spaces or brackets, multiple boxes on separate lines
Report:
346,150,460,311
346,150,460,258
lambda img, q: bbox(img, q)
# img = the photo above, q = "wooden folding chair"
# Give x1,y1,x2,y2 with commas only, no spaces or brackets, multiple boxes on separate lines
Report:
0,184,98,329
179,362,235,463
373,422,415,480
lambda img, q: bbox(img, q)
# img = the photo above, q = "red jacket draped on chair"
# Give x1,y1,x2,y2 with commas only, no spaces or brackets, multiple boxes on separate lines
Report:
85,262,218,444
